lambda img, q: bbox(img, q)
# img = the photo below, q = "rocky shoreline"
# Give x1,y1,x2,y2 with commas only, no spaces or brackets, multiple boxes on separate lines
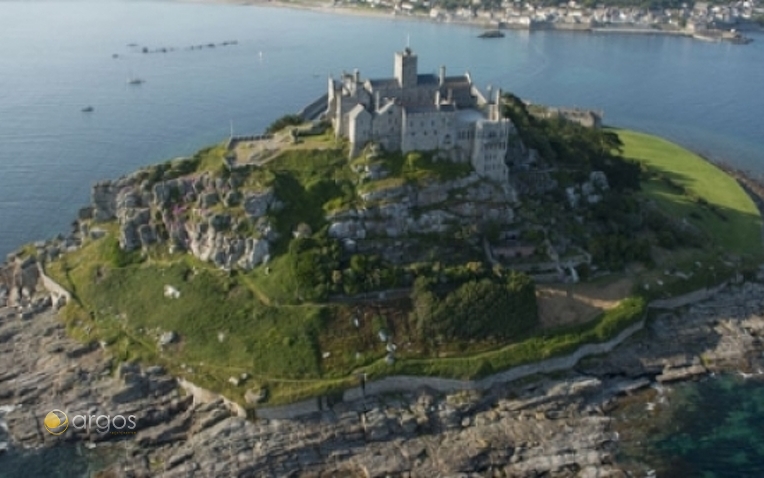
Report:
3,255,764,476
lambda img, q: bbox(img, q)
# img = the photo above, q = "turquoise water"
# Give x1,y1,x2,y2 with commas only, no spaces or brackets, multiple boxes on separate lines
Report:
0,1,763,257
616,375,764,477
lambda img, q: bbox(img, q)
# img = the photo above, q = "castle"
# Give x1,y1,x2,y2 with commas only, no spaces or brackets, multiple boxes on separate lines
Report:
326,48,515,183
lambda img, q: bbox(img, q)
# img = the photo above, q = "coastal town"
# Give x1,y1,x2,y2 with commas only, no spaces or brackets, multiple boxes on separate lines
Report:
328,0,762,41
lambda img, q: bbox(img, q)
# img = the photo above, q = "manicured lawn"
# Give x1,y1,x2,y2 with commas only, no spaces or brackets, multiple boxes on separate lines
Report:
617,129,762,255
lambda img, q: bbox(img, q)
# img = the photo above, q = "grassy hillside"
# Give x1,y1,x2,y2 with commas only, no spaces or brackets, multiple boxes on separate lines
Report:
47,235,331,404
44,127,757,406
617,129,762,256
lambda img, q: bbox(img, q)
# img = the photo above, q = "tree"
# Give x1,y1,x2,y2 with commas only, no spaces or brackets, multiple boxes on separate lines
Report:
409,272,538,343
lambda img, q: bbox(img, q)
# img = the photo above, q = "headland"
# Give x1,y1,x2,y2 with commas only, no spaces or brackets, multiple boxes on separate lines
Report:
2,47,764,476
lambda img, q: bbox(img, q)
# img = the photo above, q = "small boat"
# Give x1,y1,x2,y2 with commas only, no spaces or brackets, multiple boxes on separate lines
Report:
730,34,753,45
478,30,505,38
81,106,94,113
127,77,145,85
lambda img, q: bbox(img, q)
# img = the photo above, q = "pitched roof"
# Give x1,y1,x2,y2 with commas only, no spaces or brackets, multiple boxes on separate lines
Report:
368,78,399,89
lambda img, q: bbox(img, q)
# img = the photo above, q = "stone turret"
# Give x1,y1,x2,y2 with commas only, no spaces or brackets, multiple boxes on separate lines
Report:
394,48,418,89
489,88,503,121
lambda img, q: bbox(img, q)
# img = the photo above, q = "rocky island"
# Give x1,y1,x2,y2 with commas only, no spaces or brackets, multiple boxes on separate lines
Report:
2,49,764,477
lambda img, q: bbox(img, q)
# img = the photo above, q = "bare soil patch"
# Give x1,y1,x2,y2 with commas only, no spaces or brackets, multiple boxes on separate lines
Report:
536,277,634,329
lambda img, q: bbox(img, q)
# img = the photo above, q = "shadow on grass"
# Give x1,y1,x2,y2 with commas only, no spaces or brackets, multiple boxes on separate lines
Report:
636,164,762,256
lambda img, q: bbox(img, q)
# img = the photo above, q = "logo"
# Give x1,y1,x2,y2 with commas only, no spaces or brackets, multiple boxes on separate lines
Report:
43,409,138,436
44,409,69,435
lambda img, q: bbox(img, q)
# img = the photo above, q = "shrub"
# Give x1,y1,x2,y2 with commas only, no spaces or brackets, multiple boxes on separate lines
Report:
103,236,141,268
265,114,304,134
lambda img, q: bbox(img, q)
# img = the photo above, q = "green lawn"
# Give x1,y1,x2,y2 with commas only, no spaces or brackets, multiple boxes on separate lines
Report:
617,129,762,255
46,236,329,404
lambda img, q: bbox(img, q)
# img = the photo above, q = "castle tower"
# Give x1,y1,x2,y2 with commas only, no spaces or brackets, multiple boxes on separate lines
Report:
394,48,418,89
494,88,503,120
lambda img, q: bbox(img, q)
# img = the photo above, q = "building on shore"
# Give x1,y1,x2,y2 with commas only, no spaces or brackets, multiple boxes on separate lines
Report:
326,48,514,183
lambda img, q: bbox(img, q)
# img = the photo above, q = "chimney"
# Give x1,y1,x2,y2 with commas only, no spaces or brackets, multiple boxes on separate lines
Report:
439,65,446,86
486,85,493,104
493,88,503,121
435,90,441,106
353,69,360,83
375,91,381,111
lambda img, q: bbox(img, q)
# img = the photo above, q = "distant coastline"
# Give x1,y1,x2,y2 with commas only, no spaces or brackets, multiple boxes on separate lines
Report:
198,0,758,44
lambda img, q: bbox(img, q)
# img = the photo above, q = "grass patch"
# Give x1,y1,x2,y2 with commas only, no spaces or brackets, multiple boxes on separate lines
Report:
246,254,302,305
46,234,329,403
357,296,646,380
263,148,355,247
617,129,761,255
635,253,736,301
391,151,473,182
358,176,407,194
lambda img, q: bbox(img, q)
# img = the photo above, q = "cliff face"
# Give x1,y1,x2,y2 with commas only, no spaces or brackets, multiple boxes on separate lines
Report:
83,149,523,270
87,171,281,271
332,173,516,241
0,256,42,310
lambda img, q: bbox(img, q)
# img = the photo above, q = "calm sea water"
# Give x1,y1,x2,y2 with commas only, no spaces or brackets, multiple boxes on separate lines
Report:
0,0,763,257
1,2,764,475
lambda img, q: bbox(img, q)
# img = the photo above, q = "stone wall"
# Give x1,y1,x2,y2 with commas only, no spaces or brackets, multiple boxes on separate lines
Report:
36,263,71,307
256,318,646,419
255,397,323,420
178,378,246,418
648,281,729,309
297,93,329,122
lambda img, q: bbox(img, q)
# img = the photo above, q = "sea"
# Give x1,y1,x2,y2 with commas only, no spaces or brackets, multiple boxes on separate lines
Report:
0,1,763,476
